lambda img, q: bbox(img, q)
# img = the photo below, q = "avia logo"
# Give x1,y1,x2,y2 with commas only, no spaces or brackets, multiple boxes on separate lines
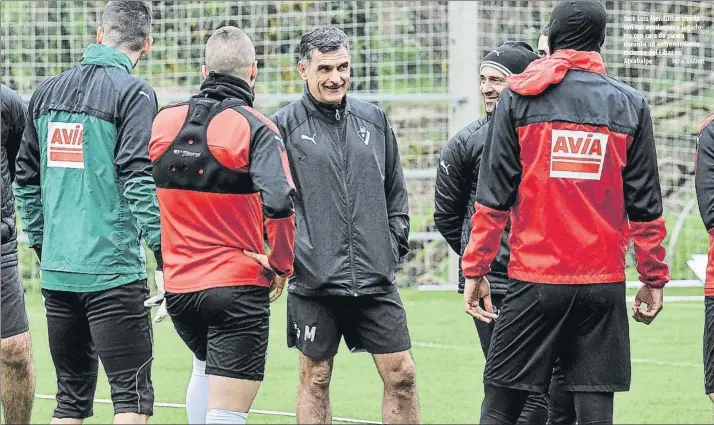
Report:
47,122,84,169
550,129,609,180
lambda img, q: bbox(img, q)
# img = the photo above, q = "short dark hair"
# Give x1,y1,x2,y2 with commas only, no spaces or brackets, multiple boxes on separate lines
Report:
540,22,551,37
296,26,349,64
204,26,255,79
100,1,152,52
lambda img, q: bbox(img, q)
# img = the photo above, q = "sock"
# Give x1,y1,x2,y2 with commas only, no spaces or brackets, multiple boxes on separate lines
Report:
205,408,249,424
186,355,209,424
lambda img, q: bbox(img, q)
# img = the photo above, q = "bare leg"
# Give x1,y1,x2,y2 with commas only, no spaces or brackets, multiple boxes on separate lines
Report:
373,350,420,424
49,419,83,425
1,331,35,424
296,354,334,424
112,413,148,424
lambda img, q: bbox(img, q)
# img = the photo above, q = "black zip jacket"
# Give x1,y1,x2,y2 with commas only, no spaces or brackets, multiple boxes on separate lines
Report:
1,84,26,268
271,88,409,297
434,115,510,294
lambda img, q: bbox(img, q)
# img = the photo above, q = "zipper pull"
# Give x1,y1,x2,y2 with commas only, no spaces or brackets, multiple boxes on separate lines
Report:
335,108,340,121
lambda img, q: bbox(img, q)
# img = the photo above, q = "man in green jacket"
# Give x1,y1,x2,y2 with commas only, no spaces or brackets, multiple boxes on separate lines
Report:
14,2,161,423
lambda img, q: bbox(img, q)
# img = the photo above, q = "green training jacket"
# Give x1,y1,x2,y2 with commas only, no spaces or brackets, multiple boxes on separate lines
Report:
13,43,163,292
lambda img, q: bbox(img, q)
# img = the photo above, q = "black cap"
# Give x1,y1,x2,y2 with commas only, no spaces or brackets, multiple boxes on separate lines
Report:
480,41,540,76
548,0,607,53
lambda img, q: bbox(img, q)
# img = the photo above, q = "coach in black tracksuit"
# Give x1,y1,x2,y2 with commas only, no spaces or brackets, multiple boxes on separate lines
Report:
271,26,419,424
435,42,573,425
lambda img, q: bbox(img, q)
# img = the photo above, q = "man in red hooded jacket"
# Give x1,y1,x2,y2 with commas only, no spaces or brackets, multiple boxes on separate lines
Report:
461,1,669,424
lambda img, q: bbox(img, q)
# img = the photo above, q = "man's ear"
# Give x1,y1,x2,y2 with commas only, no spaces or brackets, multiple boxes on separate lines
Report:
249,60,259,86
142,36,153,57
297,60,308,81
96,25,104,44
201,65,209,80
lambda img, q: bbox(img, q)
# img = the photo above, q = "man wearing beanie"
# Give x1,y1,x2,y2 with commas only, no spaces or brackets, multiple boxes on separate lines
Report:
461,1,669,424
435,41,554,424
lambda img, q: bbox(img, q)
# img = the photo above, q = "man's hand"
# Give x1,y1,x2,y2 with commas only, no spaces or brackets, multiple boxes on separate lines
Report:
269,274,287,303
244,250,287,303
145,270,168,323
708,393,714,404
463,276,498,323
632,283,663,325
144,270,165,307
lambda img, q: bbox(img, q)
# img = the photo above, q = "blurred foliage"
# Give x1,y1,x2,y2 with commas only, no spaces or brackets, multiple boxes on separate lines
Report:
1,0,448,94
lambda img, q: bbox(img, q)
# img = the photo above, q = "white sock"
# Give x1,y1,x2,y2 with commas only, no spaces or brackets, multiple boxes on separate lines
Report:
205,408,249,424
186,355,209,424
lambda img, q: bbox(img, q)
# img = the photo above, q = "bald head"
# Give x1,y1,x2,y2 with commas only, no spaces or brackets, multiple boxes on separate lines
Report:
203,26,256,81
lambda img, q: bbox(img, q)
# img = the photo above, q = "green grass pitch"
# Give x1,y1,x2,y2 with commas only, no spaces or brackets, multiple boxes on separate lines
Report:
22,288,714,424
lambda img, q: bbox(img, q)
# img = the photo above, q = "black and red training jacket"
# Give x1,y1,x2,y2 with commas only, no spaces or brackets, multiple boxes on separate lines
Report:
149,73,296,293
462,50,669,287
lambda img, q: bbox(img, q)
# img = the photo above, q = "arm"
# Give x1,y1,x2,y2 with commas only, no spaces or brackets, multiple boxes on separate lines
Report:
625,100,668,288
250,124,297,277
13,92,44,260
696,115,714,295
383,115,410,261
7,94,26,182
115,81,163,268
434,137,471,255
462,92,521,278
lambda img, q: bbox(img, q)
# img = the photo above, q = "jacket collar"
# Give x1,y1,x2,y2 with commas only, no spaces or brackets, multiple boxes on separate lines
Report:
507,50,607,96
80,44,133,73
198,72,254,106
301,83,348,123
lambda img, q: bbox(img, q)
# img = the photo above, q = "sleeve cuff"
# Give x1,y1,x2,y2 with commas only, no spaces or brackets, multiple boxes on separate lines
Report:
268,258,291,278
33,247,42,263
153,249,164,271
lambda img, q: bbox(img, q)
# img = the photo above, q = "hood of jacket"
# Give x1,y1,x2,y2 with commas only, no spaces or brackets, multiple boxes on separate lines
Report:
548,0,607,54
507,50,607,96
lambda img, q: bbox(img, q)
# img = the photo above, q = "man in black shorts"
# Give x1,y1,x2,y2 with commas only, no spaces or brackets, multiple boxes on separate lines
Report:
150,26,296,424
461,1,669,424
1,83,36,425
14,2,162,423
271,26,420,424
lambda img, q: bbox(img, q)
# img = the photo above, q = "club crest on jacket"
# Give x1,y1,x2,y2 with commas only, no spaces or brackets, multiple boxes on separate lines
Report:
358,126,370,146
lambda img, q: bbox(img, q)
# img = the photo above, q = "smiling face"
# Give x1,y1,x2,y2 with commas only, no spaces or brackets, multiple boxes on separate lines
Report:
298,46,350,104
480,66,508,114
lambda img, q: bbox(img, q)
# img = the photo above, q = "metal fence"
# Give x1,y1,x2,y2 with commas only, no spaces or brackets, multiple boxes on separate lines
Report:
2,1,713,286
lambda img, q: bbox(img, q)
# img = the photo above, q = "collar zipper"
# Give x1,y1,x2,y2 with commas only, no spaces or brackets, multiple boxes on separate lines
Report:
335,108,341,121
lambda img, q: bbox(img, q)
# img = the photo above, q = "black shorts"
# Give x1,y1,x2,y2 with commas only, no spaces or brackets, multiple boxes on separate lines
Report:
287,290,412,361
41,280,154,419
474,293,505,357
165,285,270,381
484,280,630,393
704,296,714,394
1,263,29,339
